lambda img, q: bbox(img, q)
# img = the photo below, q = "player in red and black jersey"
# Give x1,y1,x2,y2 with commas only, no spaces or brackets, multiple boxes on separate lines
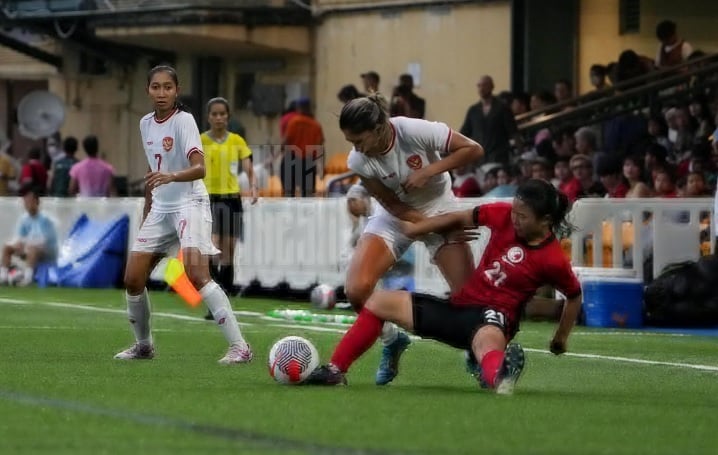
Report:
307,179,582,394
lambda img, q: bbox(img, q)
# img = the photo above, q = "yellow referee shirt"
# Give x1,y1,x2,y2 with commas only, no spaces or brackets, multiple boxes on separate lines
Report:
201,132,252,195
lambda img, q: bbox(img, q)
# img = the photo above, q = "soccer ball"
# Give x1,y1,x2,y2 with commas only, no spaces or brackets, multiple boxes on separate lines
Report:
268,336,320,385
310,284,336,310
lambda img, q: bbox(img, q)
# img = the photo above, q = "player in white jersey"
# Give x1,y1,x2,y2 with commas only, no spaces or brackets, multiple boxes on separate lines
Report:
340,94,484,385
114,65,252,365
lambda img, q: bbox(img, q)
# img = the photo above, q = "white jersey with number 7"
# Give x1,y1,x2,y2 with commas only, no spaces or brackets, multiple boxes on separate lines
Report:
139,109,209,213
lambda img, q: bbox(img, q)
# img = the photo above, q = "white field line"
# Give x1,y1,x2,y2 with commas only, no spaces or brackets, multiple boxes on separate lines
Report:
1,297,717,372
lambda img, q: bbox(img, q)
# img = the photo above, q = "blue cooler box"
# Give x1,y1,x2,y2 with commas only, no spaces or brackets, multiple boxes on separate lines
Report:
581,277,644,328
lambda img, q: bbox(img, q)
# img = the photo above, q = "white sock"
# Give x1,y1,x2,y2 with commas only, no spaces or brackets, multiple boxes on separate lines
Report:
0,267,8,283
126,288,152,346
380,321,399,346
200,281,246,347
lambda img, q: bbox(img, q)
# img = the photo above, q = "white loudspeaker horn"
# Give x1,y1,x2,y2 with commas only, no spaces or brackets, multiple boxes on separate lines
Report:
17,90,66,140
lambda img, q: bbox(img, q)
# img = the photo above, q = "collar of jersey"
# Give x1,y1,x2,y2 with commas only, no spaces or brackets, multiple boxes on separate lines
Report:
517,232,555,249
154,108,178,124
380,123,397,155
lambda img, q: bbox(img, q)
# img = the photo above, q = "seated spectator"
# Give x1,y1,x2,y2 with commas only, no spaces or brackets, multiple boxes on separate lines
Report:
552,127,577,158
451,165,481,198
480,166,499,194
688,95,715,141
567,154,605,201
510,92,530,116
552,156,572,190
680,171,710,197
0,187,58,286
597,157,628,198
483,165,517,197
623,154,653,198
69,135,116,197
647,114,672,151
653,167,678,197
531,157,553,182
644,143,670,182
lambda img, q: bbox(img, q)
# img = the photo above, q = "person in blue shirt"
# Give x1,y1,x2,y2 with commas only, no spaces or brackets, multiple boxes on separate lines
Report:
0,187,58,286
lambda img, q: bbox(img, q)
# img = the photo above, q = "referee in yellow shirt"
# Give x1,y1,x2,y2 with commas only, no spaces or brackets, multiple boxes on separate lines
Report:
202,97,258,315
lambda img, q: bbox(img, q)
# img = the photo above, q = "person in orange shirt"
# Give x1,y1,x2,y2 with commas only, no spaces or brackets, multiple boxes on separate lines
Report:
281,98,324,197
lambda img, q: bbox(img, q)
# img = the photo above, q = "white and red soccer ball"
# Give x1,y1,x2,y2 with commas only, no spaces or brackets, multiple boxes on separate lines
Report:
310,284,336,310
268,336,320,385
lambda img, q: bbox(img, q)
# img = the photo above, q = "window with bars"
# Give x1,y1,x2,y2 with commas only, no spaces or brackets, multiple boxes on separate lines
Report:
619,0,640,35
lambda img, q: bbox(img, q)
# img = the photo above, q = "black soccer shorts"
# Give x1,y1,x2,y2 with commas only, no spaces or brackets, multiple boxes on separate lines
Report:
209,195,243,239
411,293,515,350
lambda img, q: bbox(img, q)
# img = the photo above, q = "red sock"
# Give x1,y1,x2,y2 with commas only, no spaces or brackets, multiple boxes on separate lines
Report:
480,350,505,388
330,308,384,372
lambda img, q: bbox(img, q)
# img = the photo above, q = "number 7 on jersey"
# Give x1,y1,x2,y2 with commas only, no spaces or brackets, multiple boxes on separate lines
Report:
154,153,162,171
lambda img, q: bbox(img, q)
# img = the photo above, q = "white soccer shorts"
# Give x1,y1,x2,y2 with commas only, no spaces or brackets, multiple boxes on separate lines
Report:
363,197,459,260
131,201,220,256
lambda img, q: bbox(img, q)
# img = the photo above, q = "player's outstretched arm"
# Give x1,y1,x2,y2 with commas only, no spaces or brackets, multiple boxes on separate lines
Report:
402,209,474,239
550,294,582,355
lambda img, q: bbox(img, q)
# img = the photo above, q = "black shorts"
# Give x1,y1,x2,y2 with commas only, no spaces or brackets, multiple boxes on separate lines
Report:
411,293,516,350
210,195,243,239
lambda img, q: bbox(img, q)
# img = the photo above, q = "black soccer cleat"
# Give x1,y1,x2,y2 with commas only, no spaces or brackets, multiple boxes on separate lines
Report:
304,364,347,386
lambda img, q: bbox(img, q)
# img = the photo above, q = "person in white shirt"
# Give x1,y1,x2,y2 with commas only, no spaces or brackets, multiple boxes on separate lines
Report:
114,65,252,365
340,94,484,385
655,20,693,69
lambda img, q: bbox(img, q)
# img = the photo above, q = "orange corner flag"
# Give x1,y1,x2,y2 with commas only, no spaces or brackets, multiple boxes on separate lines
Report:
164,256,201,307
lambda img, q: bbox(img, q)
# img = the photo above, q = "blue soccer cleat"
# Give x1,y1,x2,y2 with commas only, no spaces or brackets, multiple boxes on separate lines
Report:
375,332,411,385
495,343,526,395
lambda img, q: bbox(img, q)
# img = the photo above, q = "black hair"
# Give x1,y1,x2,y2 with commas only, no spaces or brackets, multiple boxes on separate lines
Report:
63,136,78,154
589,64,606,77
28,147,42,160
337,85,361,104
83,135,99,157
339,93,389,134
206,97,230,115
147,64,191,113
19,184,42,199
656,20,676,41
555,78,572,90
515,179,572,236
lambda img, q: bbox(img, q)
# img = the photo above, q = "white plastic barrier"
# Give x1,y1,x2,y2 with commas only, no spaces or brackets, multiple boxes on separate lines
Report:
0,196,714,293
569,198,714,280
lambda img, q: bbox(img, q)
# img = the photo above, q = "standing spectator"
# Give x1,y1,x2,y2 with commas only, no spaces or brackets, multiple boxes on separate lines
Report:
0,142,17,196
69,135,116,197
48,136,78,197
0,187,57,286
589,64,608,91
360,71,380,94
281,97,324,197
655,20,693,69
19,147,47,195
279,100,298,138
460,75,519,165
337,85,361,105
397,74,425,119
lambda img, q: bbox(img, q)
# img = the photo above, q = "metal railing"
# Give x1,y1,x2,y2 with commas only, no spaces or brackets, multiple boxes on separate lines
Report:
1,0,301,19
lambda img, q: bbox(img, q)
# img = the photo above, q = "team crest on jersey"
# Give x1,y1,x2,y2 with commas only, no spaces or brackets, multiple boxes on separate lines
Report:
406,154,423,170
504,246,525,264
162,136,174,152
